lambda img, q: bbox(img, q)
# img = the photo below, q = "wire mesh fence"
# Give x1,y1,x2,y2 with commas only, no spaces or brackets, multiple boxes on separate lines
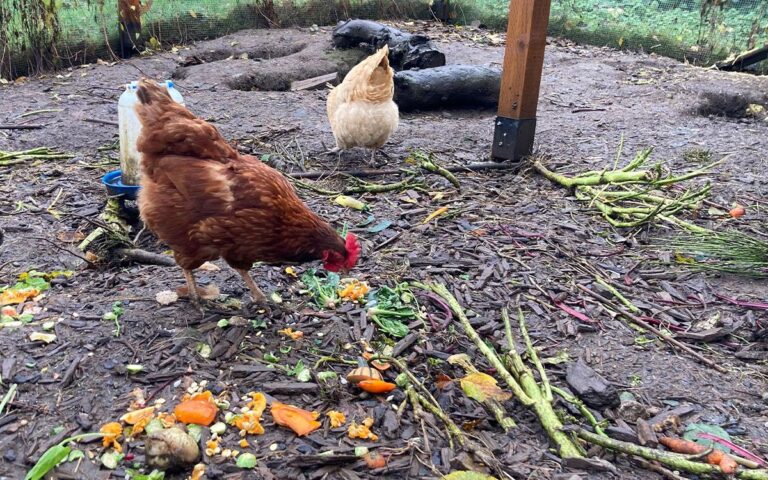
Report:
1,0,766,80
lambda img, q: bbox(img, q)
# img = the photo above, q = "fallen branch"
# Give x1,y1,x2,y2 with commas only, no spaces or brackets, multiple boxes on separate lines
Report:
407,150,461,189
533,147,723,230
575,428,768,479
0,124,45,130
114,248,175,266
447,354,517,432
417,282,583,460
0,147,73,166
577,284,727,373
287,161,515,180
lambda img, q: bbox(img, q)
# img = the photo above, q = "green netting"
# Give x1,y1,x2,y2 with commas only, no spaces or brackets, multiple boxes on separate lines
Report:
1,0,766,79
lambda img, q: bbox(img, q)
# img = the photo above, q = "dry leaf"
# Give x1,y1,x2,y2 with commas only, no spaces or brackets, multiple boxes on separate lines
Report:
198,261,220,272
176,284,220,300
422,206,449,224
435,374,454,390
56,231,85,243
459,372,512,402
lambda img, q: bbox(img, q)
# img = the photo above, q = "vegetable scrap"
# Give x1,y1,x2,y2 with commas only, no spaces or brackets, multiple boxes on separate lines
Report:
174,392,218,426
99,423,123,452
357,379,397,394
301,269,341,309
270,402,321,436
347,364,384,383
120,406,156,437
366,282,419,338
327,410,346,428
659,436,738,473
334,195,369,211
278,327,304,340
348,417,378,441
338,278,370,302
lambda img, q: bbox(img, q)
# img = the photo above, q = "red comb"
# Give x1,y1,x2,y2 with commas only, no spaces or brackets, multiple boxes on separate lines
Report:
344,232,361,269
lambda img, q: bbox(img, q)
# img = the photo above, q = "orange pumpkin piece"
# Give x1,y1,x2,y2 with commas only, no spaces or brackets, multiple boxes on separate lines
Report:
120,406,155,425
189,390,214,402
271,402,321,436
233,411,265,435
357,379,397,394
190,464,206,480
361,352,391,371
157,412,177,427
246,392,267,416
278,328,304,340
327,410,346,428
348,417,378,441
174,399,218,426
99,422,123,452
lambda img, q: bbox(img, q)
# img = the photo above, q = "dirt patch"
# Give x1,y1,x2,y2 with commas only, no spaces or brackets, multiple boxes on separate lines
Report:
1,21,768,480
173,29,366,91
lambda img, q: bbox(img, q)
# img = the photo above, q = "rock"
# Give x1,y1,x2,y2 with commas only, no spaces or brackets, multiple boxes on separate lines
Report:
565,359,618,409
3,449,16,462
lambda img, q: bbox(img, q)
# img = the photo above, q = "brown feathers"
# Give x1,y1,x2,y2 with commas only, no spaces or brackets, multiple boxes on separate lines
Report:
133,79,356,276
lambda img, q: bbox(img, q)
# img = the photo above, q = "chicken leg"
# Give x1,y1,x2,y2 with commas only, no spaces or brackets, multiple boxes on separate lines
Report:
182,268,204,312
236,268,268,304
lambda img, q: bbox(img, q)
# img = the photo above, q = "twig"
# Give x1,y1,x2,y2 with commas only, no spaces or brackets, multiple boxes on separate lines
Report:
418,283,583,459
0,124,44,130
594,277,640,313
287,161,515,180
447,354,516,432
83,118,119,127
551,386,605,435
576,284,727,373
114,248,175,266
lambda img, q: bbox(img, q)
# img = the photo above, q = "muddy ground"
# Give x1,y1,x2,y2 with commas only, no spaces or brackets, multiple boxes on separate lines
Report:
1,20,767,480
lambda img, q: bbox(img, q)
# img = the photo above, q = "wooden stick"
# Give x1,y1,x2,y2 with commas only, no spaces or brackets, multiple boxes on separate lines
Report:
287,162,515,180
577,284,727,373
83,118,119,127
114,248,176,266
0,124,44,130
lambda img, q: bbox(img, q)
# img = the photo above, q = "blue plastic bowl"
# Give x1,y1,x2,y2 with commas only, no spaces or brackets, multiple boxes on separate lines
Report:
102,169,140,200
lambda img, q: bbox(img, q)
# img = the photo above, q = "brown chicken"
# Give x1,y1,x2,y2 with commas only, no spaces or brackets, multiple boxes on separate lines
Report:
134,79,361,307
326,45,399,164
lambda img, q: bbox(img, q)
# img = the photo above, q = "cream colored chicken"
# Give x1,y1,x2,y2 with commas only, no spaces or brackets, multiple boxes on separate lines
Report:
326,45,399,164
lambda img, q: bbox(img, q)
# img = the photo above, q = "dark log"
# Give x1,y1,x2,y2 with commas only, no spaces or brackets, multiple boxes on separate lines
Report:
715,44,768,72
393,65,500,111
332,19,446,71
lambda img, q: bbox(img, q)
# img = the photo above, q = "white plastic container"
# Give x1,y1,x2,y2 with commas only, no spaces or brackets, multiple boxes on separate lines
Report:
118,80,185,185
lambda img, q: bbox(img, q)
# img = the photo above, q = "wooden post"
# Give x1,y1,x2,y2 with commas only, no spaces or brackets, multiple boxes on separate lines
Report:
491,0,551,161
